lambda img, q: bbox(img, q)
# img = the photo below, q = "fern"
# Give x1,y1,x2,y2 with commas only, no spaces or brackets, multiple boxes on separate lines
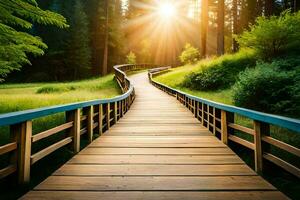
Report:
0,0,68,81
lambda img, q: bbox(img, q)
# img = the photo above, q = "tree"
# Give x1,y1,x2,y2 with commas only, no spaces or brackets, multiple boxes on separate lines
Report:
66,0,91,79
232,0,239,52
179,43,200,65
217,0,225,55
0,0,68,81
236,11,300,59
102,0,109,75
126,51,137,64
201,0,208,57
265,0,274,16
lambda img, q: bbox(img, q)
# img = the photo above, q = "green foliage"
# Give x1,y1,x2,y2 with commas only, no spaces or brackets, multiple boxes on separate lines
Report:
36,86,76,94
236,11,300,59
179,43,200,65
233,60,300,117
126,51,137,64
0,0,68,81
183,50,256,91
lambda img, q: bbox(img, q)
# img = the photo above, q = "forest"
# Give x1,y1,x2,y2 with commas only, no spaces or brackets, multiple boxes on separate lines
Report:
0,0,300,200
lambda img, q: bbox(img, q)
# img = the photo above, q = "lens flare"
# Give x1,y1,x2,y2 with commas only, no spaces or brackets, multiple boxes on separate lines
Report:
158,3,176,18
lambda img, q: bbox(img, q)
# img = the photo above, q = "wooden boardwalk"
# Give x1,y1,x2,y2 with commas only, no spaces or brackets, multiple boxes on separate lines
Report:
21,73,288,200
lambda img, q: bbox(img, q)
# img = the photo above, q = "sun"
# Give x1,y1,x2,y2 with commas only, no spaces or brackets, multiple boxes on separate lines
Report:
157,2,176,18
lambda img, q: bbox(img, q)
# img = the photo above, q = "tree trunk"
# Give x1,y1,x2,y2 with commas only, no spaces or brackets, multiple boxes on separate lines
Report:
217,0,224,55
201,0,208,57
296,0,300,11
102,0,109,75
256,0,263,16
265,0,274,16
232,0,238,52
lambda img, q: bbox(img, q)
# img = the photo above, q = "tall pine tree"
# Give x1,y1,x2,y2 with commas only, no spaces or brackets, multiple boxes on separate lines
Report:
66,0,91,79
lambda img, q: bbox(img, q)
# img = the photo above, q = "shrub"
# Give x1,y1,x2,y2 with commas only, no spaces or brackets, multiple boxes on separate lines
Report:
179,43,200,65
36,86,76,94
233,61,300,117
236,11,300,59
126,51,136,64
183,50,256,91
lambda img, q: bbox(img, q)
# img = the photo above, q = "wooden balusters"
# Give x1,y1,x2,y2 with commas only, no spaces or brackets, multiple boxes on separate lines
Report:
106,103,110,130
98,104,103,135
114,102,118,123
83,106,94,143
10,121,32,184
253,121,269,173
66,109,81,153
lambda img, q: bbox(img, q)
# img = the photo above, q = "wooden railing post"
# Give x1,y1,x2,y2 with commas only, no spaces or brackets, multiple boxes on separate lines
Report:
221,110,228,144
11,121,32,184
66,109,80,153
201,103,204,125
114,102,118,124
106,103,110,130
254,120,269,173
194,100,198,118
98,104,103,135
86,106,93,143
221,111,234,145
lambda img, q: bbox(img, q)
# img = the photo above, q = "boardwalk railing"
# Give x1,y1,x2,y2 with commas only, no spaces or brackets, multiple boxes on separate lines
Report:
149,67,300,178
0,64,153,184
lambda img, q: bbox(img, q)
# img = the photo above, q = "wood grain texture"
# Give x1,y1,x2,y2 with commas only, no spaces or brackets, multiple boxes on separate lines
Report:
20,191,289,200
21,72,286,199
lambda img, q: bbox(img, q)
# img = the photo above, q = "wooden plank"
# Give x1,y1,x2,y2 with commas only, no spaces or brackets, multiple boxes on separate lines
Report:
20,191,289,200
31,137,72,165
263,153,300,178
32,122,73,143
228,123,254,135
0,142,17,156
68,155,243,165
34,176,275,191
228,135,254,150
79,147,234,155
262,136,300,157
89,142,226,148
0,165,17,179
54,164,255,176
95,137,220,143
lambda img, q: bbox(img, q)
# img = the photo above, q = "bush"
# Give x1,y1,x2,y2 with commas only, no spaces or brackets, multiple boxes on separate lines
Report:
233,61,300,117
236,11,300,59
126,51,136,64
183,50,256,91
179,43,200,65
36,86,76,94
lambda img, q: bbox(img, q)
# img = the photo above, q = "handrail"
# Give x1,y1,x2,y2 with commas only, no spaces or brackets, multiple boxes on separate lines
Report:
0,64,156,184
148,67,300,178
150,78,300,133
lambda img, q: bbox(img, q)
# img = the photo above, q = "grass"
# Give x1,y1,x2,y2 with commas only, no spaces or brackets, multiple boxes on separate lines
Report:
0,74,121,114
0,74,122,199
153,64,300,200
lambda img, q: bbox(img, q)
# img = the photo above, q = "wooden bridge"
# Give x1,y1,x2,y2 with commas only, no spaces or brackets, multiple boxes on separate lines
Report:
0,65,299,200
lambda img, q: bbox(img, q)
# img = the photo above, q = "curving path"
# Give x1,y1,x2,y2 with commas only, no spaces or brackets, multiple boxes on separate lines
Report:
21,73,287,200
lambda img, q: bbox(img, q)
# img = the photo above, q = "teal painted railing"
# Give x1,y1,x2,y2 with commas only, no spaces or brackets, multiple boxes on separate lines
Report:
149,67,300,178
